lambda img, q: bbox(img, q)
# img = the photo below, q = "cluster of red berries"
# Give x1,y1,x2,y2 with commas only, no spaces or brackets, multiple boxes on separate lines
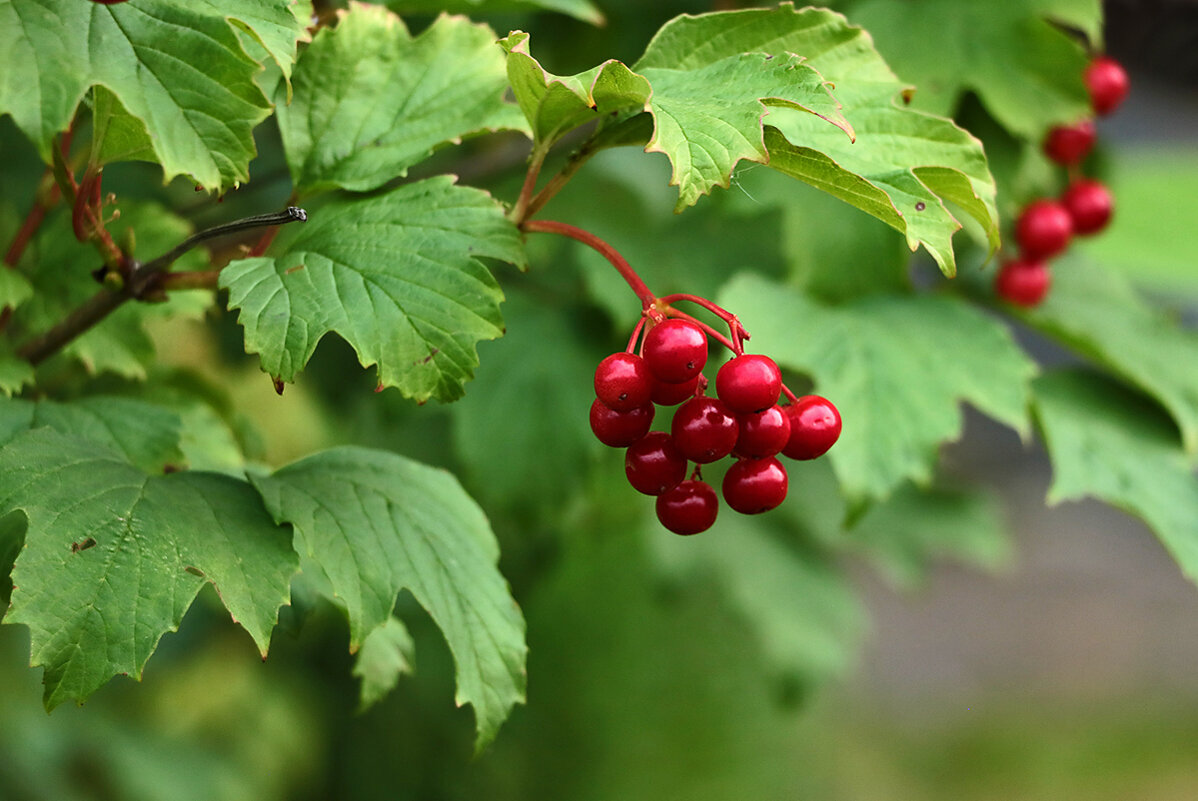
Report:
995,55,1130,307
590,314,841,536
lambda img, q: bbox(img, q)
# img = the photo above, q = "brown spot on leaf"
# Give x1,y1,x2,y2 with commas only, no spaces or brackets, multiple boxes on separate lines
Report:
915,202,926,211
272,376,285,395
417,348,440,365
285,264,305,275
71,537,97,554
185,566,205,577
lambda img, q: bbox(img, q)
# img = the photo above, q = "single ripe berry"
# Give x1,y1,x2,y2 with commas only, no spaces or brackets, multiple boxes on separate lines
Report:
716,354,782,413
656,479,719,535
722,457,788,514
625,432,688,495
671,396,740,463
590,399,654,448
650,373,700,406
734,405,792,458
643,319,708,384
1085,56,1130,116
594,352,652,412
1060,179,1113,235
782,396,841,460
994,258,1051,307
1015,199,1073,260
1043,120,1096,166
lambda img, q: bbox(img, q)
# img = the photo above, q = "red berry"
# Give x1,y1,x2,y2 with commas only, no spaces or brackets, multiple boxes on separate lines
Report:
715,354,782,413
1085,56,1130,116
1060,179,1113,235
1015,199,1073,259
625,432,687,495
782,396,841,460
734,405,791,458
656,479,719,535
1043,120,1095,166
643,319,708,383
650,373,700,406
994,258,1051,307
671,396,740,463
594,352,652,412
590,399,654,448
722,457,788,514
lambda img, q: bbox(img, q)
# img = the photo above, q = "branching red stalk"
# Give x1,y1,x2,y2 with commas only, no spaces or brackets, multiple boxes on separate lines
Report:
520,219,657,310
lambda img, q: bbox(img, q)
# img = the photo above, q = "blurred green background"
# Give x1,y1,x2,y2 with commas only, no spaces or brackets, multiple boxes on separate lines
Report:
4,0,1198,799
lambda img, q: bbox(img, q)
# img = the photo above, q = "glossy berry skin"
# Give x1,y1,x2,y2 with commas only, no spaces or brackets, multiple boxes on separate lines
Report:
722,457,788,514
671,396,740,463
643,319,708,384
716,354,782,413
1061,179,1113,235
590,399,654,448
1043,120,1095,166
994,258,1051,307
1015,199,1073,260
594,352,652,412
1085,56,1130,116
656,479,719,535
734,405,791,458
650,373,700,406
625,432,688,496
782,395,842,460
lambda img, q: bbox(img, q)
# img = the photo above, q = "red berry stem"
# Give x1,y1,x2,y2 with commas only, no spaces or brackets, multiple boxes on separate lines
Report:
658,292,750,354
520,219,658,310
779,383,800,405
626,316,647,354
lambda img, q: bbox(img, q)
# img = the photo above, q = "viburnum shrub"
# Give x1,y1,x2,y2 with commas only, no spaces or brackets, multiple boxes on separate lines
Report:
0,1,1195,775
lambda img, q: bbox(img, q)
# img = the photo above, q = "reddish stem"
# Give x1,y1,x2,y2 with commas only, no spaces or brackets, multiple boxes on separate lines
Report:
780,383,800,404
625,316,647,354
4,197,49,268
520,219,657,309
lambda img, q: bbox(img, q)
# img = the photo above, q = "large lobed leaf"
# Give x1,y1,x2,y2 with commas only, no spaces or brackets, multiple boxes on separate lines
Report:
850,0,1101,137
719,274,1036,509
631,9,854,211
280,5,525,195
0,428,297,709
250,447,527,751
1020,258,1198,456
0,0,307,192
1034,370,1198,586
219,176,526,402
664,3,999,275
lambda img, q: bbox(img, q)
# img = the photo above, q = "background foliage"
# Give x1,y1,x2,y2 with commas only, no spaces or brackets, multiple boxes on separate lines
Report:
1,0,1197,798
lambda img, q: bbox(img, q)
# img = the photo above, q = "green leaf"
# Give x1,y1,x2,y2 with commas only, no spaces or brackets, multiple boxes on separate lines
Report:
451,292,601,514
850,0,1099,137
850,483,1012,588
0,510,23,619
719,274,1036,507
9,201,211,380
0,428,298,709
1033,370,1198,585
1079,147,1198,299
220,176,525,402
0,0,306,192
695,2,1001,275
0,267,32,309
1020,258,1198,455
499,31,650,150
0,350,33,397
250,446,527,750
650,515,864,689
630,9,854,211
0,396,184,472
387,0,604,26
280,6,525,195
353,616,415,712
